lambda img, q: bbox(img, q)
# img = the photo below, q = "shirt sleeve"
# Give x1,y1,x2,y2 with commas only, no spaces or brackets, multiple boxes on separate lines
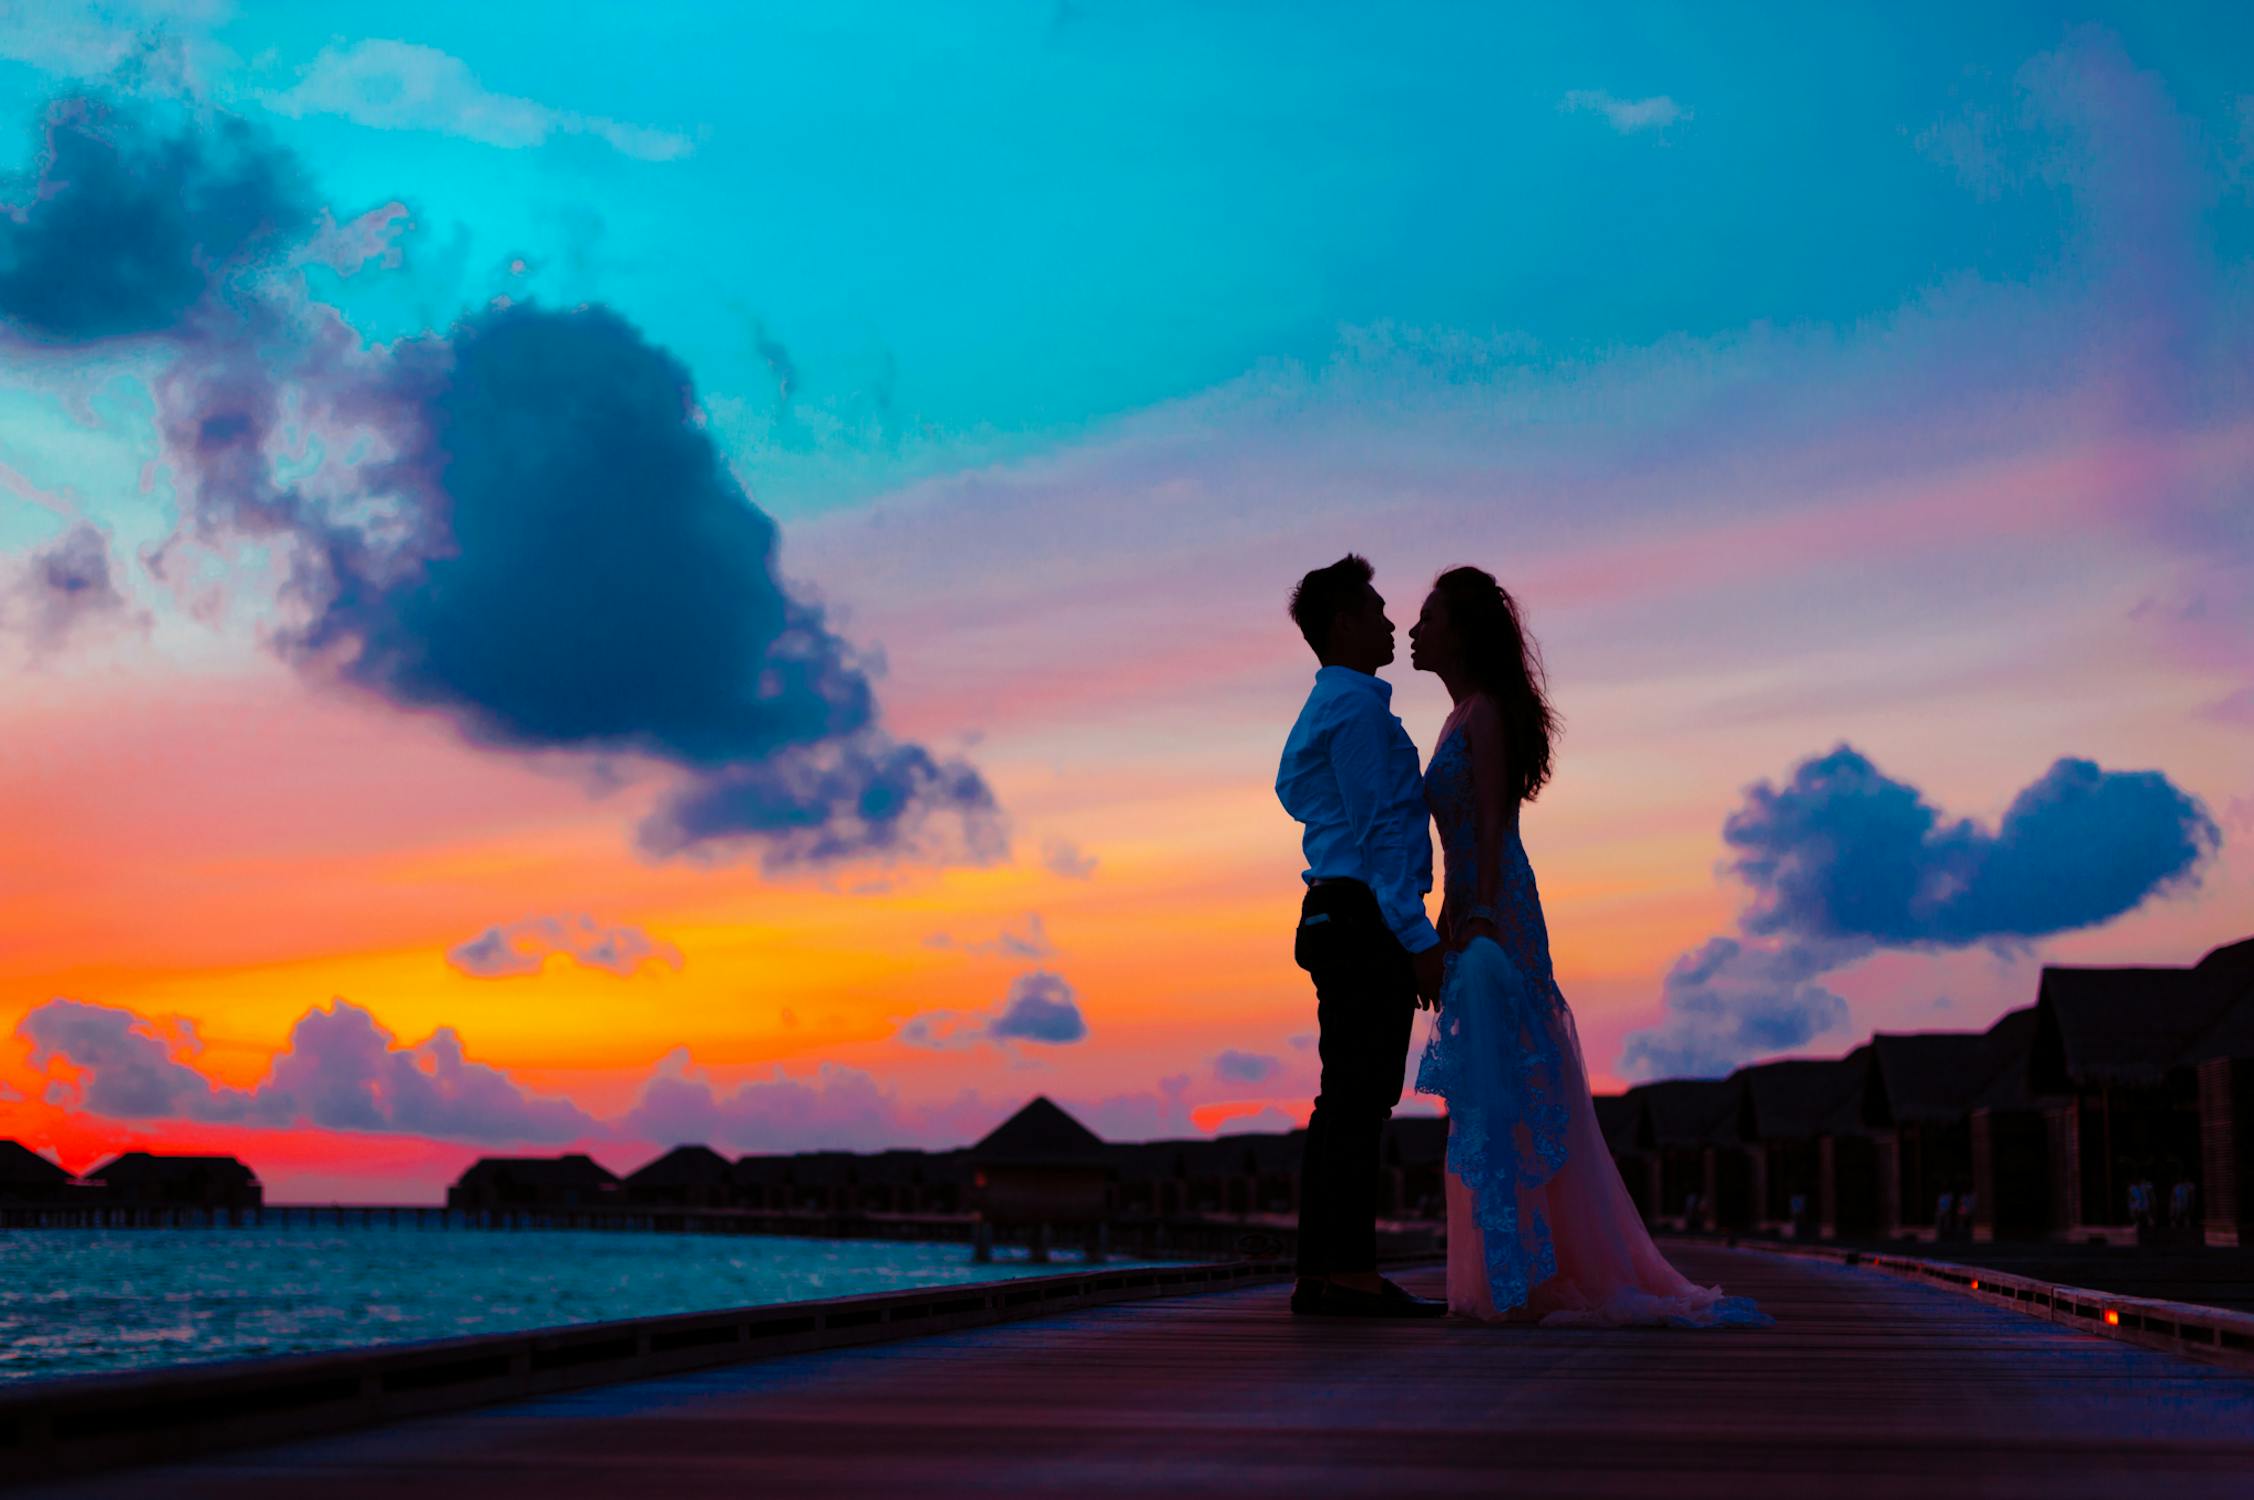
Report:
1327,698,1440,954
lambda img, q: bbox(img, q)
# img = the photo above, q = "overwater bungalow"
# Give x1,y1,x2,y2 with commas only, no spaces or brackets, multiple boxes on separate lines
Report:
622,1145,735,1208
446,1154,617,1212
1861,1014,2037,1240
1968,1012,2060,1241
1626,1078,1747,1231
2181,940,2254,1246
83,1152,261,1209
2028,947,2242,1240
1382,1114,1447,1220
0,1140,76,1204
1110,1140,1193,1219
1730,1057,1864,1238
969,1096,1112,1230
852,1148,971,1214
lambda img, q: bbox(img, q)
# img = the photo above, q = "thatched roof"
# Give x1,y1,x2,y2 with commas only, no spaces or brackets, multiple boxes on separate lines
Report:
624,1144,732,1188
2032,965,2238,1089
85,1152,258,1187
2196,936,2254,989
0,1139,74,1187
1866,1033,2006,1126
452,1154,616,1190
1629,1078,1742,1148
1732,1058,1865,1140
971,1097,1107,1166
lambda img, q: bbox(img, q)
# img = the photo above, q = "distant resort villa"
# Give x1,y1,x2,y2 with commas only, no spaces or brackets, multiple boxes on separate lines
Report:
8,937,2252,1250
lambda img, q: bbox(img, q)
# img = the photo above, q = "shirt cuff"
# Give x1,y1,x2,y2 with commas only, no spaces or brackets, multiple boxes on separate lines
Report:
1391,912,1441,954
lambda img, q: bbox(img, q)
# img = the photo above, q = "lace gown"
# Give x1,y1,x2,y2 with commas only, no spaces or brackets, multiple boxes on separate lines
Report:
1414,722,1769,1327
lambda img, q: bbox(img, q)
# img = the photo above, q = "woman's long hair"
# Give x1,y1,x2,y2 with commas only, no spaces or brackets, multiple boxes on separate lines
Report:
1433,566,1559,803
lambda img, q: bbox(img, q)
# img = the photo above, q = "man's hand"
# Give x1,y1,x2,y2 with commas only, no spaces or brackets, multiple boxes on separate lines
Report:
1411,943,1444,1010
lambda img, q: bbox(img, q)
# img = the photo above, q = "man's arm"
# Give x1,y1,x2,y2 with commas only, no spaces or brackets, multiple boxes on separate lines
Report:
1327,699,1440,957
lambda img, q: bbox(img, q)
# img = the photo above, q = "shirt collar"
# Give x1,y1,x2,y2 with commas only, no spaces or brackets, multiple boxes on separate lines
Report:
1315,664,1393,704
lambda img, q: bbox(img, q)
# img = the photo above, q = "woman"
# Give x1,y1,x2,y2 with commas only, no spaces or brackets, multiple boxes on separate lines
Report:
1407,566,1767,1327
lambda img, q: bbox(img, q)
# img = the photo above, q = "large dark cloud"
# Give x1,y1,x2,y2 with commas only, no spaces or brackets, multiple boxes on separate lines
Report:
1726,747,2219,945
297,305,874,764
1621,745,2220,1080
0,92,998,869
0,96,313,344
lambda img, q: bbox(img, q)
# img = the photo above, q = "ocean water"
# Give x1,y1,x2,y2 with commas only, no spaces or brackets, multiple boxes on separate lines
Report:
0,1225,1167,1385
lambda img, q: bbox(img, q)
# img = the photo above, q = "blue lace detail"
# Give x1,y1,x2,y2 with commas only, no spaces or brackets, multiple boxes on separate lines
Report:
1414,727,1574,1315
1416,938,1574,1313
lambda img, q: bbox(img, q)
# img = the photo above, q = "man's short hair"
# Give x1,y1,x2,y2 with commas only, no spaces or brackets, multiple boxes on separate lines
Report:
1288,553,1374,652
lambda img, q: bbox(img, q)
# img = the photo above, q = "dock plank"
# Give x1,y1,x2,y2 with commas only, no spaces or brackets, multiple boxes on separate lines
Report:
23,1247,2254,1498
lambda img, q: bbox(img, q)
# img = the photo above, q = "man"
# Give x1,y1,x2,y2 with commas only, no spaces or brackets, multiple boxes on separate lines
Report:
1275,554,1446,1318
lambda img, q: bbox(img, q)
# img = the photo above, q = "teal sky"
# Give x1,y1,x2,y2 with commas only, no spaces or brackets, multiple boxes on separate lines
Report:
9,2,2248,520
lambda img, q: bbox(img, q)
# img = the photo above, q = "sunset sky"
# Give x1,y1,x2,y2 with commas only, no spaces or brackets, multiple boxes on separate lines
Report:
2,2,2249,1202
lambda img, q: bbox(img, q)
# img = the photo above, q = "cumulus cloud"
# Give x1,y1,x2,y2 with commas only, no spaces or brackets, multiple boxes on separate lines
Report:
620,1049,912,1152
265,40,693,162
1213,1049,1279,1084
446,915,684,979
1068,1073,1194,1142
18,999,253,1121
1725,747,2219,946
1620,745,2220,1079
1040,836,1098,879
1618,938,1854,1081
15,997,598,1143
6,522,144,653
1560,89,1689,134
898,970,1088,1049
0,94,312,344
259,1002,598,1142
988,972,1088,1043
0,92,998,872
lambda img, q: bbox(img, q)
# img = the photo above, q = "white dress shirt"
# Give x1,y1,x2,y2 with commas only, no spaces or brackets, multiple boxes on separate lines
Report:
1275,665,1439,954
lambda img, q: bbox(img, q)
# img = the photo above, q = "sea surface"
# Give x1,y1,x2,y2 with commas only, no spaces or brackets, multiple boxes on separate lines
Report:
0,1224,1170,1385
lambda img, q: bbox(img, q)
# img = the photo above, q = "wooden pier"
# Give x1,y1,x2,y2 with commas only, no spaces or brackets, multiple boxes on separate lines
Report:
19,1244,2254,1498
0,1200,1438,1264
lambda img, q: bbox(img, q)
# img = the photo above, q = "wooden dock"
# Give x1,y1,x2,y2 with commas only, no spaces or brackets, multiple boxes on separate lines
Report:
20,1245,2254,1498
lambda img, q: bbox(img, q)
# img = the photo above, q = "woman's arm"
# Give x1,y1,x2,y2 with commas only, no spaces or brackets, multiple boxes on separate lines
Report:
1456,694,1512,951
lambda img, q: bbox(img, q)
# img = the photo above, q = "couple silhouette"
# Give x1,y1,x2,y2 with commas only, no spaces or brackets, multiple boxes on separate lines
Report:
1277,555,1767,1326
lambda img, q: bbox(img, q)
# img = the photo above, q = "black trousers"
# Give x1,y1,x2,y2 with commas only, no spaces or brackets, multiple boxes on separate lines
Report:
1292,879,1416,1276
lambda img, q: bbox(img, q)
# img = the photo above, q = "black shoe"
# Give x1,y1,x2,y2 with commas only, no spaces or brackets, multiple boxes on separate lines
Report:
1289,1279,1327,1315
1314,1280,1447,1318
1377,1278,1448,1317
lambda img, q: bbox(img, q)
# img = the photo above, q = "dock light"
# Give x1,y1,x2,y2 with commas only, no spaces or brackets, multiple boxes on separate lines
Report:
2104,1309,2121,1326
1970,1279,1980,1290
